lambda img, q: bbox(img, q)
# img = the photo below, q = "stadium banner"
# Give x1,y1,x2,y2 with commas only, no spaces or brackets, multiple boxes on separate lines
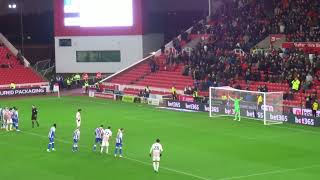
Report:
178,95,194,102
89,90,95,97
165,100,320,126
289,114,320,127
94,93,115,100
282,42,320,53
139,97,148,104
147,98,160,106
122,95,135,103
0,87,46,97
292,107,320,117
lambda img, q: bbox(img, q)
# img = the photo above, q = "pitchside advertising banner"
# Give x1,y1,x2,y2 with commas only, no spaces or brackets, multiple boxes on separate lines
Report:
166,100,320,127
0,87,46,97
122,95,135,103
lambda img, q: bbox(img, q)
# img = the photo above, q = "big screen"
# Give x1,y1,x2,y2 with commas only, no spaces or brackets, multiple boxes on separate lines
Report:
64,0,133,27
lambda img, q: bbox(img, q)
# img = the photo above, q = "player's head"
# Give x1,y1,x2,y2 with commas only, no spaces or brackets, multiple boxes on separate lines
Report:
108,126,111,129
13,106,17,110
156,139,160,143
53,124,56,128
78,109,81,112
32,105,35,108
100,125,104,128
120,128,124,132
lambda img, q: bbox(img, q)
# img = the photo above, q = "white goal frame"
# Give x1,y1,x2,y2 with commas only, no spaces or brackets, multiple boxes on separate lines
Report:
209,86,284,125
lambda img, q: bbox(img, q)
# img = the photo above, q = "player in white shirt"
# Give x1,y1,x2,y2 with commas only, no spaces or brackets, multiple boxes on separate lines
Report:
150,139,163,173
76,109,81,128
5,108,13,131
72,127,80,152
101,126,112,154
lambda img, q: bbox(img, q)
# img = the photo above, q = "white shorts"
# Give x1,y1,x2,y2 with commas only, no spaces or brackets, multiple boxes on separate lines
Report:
102,141,109,147
76,120,81,127
152,156,160,162
7,119,12,124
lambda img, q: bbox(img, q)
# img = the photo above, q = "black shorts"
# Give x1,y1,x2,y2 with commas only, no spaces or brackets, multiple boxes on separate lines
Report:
31,116,37,120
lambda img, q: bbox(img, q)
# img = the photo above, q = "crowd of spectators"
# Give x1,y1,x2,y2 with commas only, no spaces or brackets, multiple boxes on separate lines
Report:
150,0,320,109
271,0,320,42
159,0,320,92
192,0,270,51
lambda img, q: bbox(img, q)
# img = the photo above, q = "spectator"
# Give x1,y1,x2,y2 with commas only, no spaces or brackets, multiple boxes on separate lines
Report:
171,86,177,100
305,95,312,109
312,100,318,117
291,77,300,92
193,88,199,102
10,82,16,89
257,94,263,110
144,86,151,98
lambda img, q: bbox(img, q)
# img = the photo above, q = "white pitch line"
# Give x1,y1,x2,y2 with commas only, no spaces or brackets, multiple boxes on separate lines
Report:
20,130,211,180
217,164,320,180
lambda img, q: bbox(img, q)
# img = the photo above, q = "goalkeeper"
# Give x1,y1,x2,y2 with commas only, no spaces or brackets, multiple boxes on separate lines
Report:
229,96,243,121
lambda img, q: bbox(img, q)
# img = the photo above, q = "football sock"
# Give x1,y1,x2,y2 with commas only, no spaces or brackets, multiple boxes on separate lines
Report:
156,162,159,171
153,162,156,171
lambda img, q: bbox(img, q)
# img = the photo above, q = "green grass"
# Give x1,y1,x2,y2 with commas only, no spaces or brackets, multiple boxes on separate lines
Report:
1,96,320,180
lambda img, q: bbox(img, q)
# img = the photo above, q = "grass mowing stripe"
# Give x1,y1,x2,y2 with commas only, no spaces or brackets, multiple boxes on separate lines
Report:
217,164,320,180
20,130,211,180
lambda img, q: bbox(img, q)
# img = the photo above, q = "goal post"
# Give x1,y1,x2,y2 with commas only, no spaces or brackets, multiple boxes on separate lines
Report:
209,86,285,125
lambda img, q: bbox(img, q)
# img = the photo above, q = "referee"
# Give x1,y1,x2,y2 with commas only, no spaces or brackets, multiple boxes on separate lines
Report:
31,105,39,128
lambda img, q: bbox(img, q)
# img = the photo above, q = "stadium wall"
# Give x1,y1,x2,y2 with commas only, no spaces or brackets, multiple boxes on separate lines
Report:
142,33,164,57
55,35,144,73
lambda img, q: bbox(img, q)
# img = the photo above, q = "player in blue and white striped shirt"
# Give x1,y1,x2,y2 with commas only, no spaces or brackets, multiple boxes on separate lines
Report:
72,127,80,152
47,124,56,152
114,128,124,157
12,107,20,131
93,125,104,151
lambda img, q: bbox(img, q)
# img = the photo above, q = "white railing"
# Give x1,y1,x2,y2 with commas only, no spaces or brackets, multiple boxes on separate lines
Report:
234,48,246,57
0,33,30,67
0,82,49,89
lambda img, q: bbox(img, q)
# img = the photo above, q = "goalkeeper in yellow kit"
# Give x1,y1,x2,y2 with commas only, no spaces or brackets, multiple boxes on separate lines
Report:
229,96,243,121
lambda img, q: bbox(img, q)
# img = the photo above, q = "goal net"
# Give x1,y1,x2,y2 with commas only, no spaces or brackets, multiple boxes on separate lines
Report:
209,86,285,125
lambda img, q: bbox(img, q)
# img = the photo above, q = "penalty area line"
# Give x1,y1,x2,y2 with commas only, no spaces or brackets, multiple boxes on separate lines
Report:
20,130,211,180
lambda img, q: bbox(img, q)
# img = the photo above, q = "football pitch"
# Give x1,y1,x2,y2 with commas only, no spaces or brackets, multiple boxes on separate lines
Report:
1,96,320,180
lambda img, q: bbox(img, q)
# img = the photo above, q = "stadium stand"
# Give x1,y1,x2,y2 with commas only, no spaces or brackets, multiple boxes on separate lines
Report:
0,34,48,88
271,0,320,42
103,0,320,107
